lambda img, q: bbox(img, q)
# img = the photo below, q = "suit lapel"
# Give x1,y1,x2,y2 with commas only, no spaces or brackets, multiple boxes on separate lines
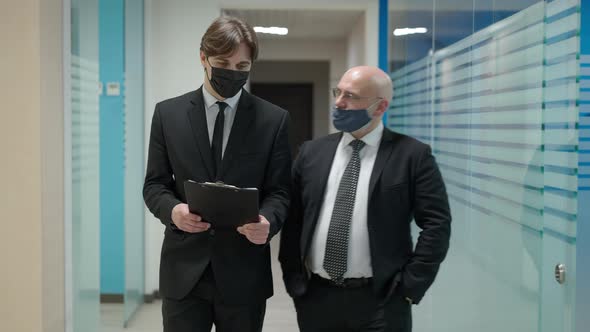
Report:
311,133,342,207
302,133,342,257
219,89,255,179
187,88,215,180
368,129,395,196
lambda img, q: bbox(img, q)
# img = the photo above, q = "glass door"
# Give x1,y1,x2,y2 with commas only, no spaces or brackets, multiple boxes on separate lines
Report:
540,0,580,330
123,0,146,326
69,0,100,331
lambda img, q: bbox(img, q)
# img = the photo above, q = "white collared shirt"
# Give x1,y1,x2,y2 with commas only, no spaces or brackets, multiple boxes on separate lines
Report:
308,122,384,279
202,86,242,157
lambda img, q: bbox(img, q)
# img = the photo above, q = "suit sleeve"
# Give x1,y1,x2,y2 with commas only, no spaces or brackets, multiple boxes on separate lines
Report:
143,104,182,228
279,141,307,298
259,111,292,240
401,146,451,304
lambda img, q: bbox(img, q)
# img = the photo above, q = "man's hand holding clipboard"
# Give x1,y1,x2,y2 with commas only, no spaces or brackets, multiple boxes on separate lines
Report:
236,215,270,245
183,180,269,244
171,203,211,234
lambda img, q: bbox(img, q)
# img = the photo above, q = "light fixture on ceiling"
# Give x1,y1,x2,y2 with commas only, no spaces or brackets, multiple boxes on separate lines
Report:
393,27,428,36
254,26,289,35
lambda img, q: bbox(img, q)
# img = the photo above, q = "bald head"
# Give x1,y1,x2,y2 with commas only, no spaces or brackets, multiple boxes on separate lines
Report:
333,65,393,138
341,66,393,102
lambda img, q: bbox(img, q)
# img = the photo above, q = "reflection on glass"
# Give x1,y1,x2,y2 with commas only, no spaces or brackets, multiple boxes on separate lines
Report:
71,0,100,331
387,0,578,331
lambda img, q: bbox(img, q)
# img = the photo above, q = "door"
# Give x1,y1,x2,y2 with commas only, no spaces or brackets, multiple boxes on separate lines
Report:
68,0,100,331
250,83,313,157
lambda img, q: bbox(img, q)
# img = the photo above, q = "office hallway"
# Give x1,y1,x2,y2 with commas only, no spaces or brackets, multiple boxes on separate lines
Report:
100,236,299,332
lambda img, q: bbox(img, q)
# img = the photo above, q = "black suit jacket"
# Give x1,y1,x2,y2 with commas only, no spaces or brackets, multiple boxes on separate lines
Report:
144,87,291,304
279,128,451,305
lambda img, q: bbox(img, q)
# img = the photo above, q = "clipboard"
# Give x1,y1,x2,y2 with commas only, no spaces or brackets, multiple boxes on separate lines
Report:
184,180,259,228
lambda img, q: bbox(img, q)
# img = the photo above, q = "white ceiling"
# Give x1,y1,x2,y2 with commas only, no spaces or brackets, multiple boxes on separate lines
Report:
223,9,364,40
222,1,539,40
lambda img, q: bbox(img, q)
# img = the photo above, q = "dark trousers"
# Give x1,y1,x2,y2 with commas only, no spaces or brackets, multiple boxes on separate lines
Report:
294,275,411,332
162,265,266,332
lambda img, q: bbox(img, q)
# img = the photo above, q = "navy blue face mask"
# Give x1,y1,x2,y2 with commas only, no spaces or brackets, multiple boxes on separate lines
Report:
331,101,379,132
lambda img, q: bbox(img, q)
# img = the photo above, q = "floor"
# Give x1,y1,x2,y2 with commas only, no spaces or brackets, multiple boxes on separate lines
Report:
100,237,299,332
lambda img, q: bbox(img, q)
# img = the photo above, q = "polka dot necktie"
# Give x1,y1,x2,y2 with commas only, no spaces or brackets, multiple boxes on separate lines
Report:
323,139,366,283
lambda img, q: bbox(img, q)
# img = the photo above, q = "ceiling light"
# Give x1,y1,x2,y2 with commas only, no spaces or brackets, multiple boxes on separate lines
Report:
254,26,289,35
393,27,428,36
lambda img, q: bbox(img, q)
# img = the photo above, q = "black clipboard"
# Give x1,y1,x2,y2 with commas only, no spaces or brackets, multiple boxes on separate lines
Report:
184,180,259,228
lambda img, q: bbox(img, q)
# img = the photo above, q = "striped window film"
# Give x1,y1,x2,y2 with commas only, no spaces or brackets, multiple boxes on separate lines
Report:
389,0,580,248
388,0,581,330
71,53,100,331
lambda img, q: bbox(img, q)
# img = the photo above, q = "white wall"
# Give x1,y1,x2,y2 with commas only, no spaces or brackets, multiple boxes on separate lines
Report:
364,1,379,68
347,3,379,69
144,0,220,295
347,13,365,68
0,0,65,331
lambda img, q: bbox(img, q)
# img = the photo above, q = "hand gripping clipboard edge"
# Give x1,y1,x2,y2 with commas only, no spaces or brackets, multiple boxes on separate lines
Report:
183,180,259,229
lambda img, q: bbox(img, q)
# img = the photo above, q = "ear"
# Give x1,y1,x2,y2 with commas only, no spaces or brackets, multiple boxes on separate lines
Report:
374,99,388,117
199,50,207,68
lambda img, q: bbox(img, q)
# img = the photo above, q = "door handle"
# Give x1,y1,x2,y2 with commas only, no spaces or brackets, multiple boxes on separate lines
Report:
555,264,566,285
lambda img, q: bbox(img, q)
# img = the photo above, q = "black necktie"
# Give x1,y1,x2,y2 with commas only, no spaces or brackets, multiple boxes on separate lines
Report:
323,139,366,282
212,101,227,180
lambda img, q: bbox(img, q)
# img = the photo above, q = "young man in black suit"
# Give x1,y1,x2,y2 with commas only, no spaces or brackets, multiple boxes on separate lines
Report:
143,16,291,332
279,66,451,332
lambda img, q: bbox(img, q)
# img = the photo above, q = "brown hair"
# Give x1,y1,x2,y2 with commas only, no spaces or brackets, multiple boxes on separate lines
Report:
200,16,259,61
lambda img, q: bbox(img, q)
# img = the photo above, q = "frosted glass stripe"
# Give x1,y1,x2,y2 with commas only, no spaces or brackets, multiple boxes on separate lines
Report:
545,59,578,81
496,46,544,71
441,161,543,190
546,13,579,40
474,91,543,107
72,55,99,71
544,130,578,145
395,82,429,97
469,147,540,164
544,219,576,240
545,173,578,192
497,23,544,53
436,39,543,77
544,84,579,102
440,163,543,194
468,195,542,225
544,151,579,168
546,0,578,18
432,129,542,144
443,177,543,215
545,192,578,215
393,76,430,90
390,57,429,79
435,148,543,169
471,109,542,124
546,37,580,59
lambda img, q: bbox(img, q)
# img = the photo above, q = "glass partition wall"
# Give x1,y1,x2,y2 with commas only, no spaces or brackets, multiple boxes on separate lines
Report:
388,1,581,331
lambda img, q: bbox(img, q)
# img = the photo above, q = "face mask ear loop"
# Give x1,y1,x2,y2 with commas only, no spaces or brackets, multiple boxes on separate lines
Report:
204,56,212,81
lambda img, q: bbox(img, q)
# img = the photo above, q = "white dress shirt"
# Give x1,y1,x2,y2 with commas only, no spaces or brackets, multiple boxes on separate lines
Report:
202,86,242,157
308,122,384,279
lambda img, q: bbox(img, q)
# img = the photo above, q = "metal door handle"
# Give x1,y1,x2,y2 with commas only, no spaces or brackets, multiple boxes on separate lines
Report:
555,264,566,284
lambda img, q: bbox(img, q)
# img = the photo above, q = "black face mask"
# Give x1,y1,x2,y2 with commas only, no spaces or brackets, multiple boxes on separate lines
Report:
206,58,250,98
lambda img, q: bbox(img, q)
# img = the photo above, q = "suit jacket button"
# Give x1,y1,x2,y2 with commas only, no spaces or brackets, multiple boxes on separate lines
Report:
210,229,215,236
